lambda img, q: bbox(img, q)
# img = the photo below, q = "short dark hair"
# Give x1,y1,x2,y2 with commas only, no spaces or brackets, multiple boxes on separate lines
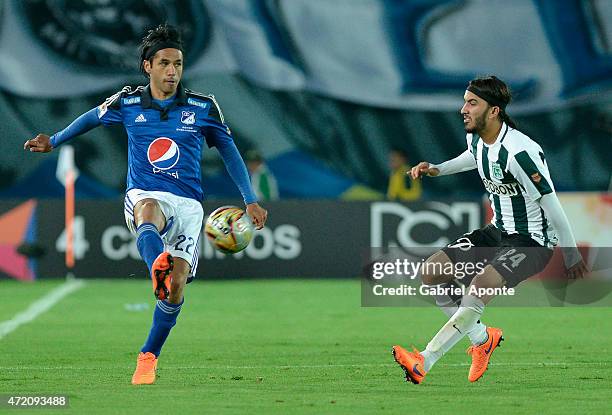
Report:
139,24,184,77
468,75,517,129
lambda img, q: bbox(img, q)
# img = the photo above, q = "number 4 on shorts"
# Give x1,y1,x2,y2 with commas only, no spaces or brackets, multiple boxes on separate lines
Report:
497,248,526,272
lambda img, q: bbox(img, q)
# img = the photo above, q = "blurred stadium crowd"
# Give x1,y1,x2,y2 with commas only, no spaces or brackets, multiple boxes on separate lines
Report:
1,0,610,201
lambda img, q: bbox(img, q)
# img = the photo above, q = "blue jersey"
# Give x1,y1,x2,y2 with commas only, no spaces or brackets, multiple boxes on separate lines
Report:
98,84,233,201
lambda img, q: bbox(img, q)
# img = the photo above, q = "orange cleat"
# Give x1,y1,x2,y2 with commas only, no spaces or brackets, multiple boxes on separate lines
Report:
131,352,158,385
392,345,427,384
466,327,504,382
151,252,173,301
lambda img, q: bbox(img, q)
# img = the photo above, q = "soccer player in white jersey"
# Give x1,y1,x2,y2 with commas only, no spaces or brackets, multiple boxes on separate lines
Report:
392,75,588,384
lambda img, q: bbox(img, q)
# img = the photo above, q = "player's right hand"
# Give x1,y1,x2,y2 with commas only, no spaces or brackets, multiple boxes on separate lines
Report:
409,161,439,179
567,259,589,279
24,134,53,153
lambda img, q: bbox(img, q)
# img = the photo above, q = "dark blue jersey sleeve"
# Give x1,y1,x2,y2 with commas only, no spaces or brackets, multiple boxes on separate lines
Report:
97,90,124,126
50,107,102,148
206,119,258,204
203,119,234,148
49,86,129,147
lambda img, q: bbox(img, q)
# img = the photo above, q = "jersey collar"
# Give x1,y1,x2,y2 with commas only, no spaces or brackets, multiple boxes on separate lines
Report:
141,83,187,109
482,122,509,147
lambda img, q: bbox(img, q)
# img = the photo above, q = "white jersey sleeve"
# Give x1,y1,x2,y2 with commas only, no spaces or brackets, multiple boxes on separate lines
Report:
539,193,582,267
430,149,477,176
507,146,555,201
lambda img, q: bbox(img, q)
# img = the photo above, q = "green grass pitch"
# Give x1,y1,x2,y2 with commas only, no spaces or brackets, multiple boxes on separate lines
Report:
0,279,610,414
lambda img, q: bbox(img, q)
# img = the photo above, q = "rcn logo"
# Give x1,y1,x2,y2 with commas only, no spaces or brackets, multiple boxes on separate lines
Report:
370,201,481,254
147,137,180,170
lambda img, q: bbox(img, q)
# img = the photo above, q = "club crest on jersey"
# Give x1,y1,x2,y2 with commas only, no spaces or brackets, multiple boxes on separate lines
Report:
491,162,504,180
181,111,196,125
147,137,180,170
531,173,542,183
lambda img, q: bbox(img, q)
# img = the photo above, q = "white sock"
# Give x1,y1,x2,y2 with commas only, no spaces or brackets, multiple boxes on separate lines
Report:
421,295,485,371
434,288,488,346
468,321,488,345
421,332,461,371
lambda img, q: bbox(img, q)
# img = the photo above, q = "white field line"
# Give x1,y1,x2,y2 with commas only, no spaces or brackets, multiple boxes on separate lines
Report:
0,279,85,340
0,362,608,371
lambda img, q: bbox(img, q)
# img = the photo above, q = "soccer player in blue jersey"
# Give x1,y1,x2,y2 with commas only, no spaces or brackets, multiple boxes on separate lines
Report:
24,24,267,385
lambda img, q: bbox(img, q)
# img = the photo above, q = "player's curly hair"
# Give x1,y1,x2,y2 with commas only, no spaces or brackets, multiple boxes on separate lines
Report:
139,24,184,77
468,76,517,129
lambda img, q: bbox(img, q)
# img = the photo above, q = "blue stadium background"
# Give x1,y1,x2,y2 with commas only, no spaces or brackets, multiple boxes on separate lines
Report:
1,0,610,201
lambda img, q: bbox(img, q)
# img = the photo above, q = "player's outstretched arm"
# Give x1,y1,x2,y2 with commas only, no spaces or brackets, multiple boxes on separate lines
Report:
24,108,103,154
24,134,53,153
410,149,477,179
410,162,439,179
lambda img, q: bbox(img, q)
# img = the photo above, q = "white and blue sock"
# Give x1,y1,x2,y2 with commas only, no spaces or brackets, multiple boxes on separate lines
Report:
141,299,183,357
136,223,164,273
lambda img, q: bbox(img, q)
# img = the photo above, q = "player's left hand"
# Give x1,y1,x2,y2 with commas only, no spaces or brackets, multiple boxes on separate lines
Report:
246,203,267,230
567,259,589,279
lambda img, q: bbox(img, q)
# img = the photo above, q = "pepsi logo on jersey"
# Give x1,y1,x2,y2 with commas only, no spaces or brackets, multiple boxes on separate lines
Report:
147,137,180,171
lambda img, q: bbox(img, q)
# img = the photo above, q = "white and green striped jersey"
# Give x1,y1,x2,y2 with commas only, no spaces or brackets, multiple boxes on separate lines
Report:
466,123,557,247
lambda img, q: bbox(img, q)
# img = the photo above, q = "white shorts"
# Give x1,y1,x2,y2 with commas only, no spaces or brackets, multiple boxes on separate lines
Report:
124,189,203,278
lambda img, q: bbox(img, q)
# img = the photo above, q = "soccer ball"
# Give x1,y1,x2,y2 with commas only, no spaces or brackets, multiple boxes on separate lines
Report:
204,206,254,254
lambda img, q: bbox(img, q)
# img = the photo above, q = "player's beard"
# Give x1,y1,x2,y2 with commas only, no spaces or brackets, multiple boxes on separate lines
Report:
464,111,487,134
